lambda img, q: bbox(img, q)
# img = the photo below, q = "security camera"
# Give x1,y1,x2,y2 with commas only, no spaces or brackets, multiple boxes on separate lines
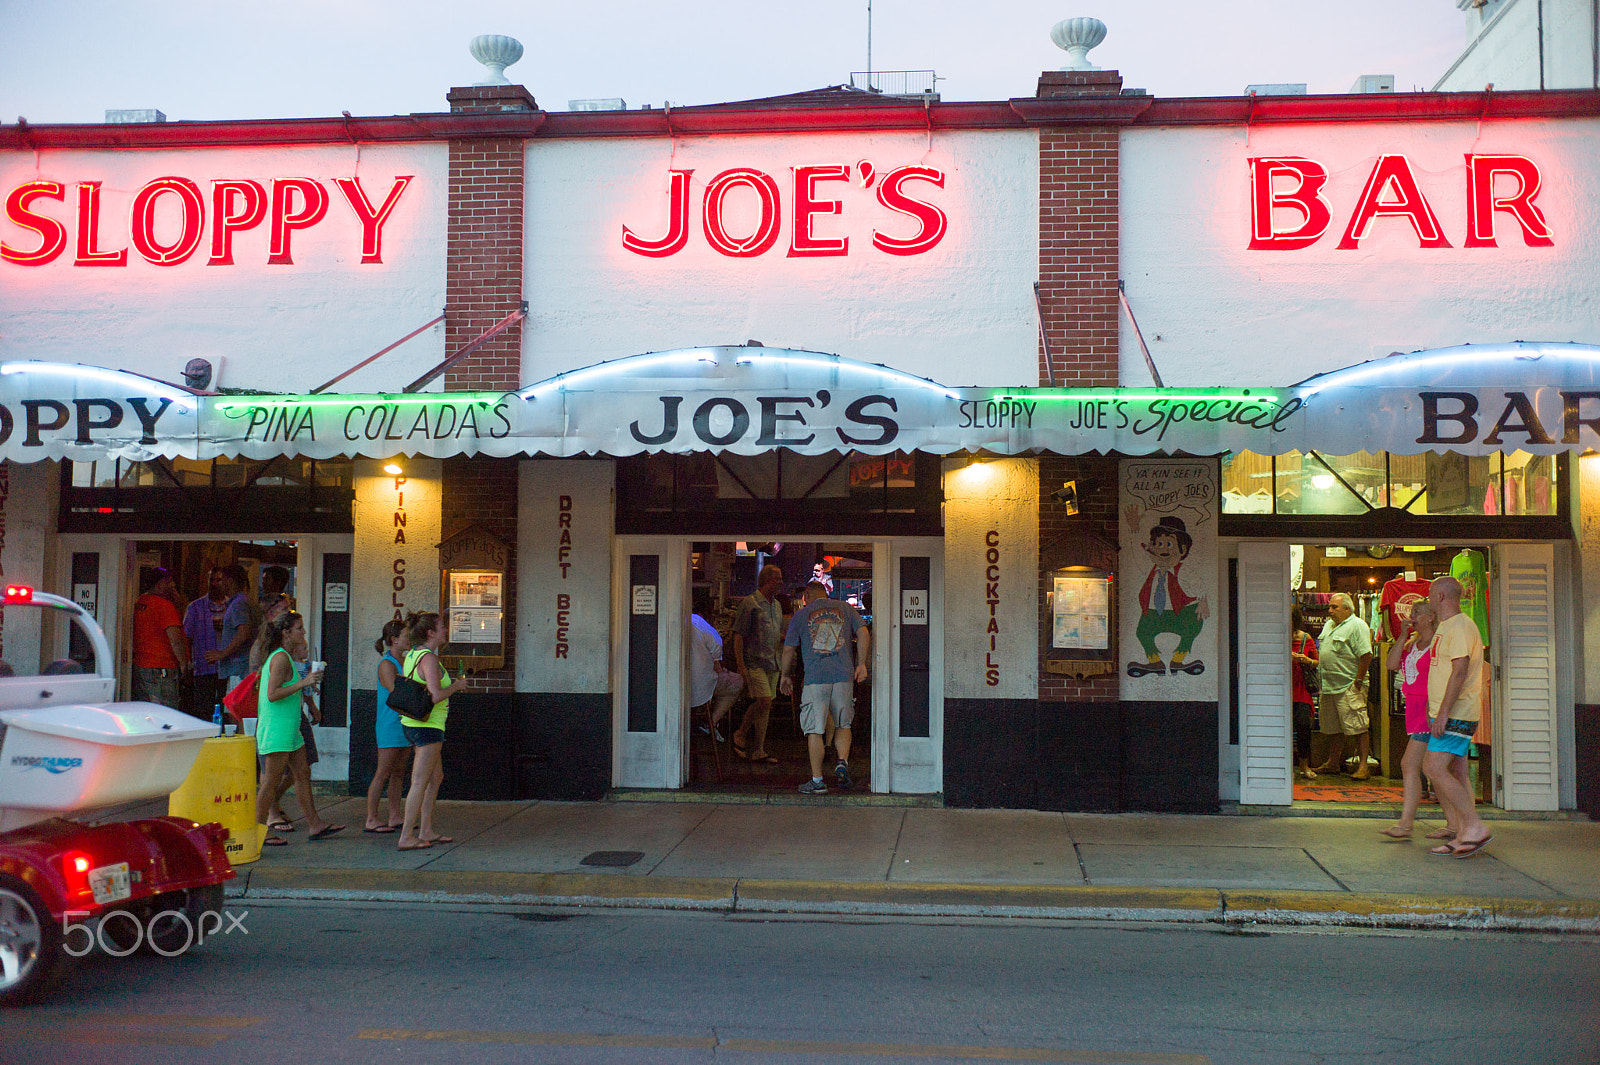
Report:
1049,481,1079,514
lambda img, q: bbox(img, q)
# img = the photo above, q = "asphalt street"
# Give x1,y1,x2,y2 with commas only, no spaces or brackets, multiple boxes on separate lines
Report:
5,901,1599,1065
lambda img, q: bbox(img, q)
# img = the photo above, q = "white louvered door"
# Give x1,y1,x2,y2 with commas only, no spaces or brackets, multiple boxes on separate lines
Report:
1237,542,1293,805
1494,543,1558,811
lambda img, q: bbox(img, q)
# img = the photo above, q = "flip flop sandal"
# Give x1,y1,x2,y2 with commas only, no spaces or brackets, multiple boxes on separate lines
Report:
309,824,346,841
363,825,398,834
1378,826,1412,839
263,836,288,847
1425,828,1457,840
422,836,454,844
397,840,434,851
268,820,296,832
1450,835,1493,859
1429,844,1457,855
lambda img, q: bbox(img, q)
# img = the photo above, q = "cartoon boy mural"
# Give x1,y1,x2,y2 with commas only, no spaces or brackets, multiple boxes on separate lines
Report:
1125,505,1210,678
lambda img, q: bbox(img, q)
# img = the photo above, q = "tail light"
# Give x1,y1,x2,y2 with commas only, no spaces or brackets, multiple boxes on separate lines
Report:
3,584,33,604
61,850,94,898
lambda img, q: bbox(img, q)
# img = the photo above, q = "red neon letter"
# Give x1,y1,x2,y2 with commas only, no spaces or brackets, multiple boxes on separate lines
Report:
703,168,781,257
74,182,127,266
1464,154,1553,248
267,178,329,265
788,164,850,257
1337,155,1451,250
130,177,206,266
2,181,67,265
623,169,693,257
1247,158,1331,250
209,180,267,265
872,165,946,256
334,175,412,264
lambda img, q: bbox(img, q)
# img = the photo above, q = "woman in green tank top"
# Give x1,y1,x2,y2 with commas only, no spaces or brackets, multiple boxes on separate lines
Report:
253,612,343,845
396,611,467,851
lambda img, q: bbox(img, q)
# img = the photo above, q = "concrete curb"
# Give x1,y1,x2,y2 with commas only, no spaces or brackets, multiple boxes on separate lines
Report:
231,867,1600,933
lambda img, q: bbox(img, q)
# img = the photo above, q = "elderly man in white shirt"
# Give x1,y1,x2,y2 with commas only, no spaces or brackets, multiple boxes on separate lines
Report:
689,610,744,743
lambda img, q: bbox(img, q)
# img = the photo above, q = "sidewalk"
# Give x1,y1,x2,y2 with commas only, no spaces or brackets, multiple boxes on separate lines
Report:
103,793,1600,933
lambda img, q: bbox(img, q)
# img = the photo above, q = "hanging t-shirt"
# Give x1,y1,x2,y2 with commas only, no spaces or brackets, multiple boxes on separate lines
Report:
1379,577,1432,641
1449,549,1489,647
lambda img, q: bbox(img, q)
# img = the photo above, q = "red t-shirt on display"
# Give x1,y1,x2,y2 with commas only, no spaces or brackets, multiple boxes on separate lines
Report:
133,593,183,669
1379,578,1432,641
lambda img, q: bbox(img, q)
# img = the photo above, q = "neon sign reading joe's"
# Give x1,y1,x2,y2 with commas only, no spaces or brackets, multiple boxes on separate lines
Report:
623,163,947,258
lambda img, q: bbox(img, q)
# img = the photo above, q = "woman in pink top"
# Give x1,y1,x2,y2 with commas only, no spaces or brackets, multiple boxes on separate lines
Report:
1381,602,1443,839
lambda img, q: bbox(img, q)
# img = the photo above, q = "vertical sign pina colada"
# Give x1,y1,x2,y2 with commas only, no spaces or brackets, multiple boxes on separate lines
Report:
1249,154,1553,251
1,174,414,267
622,164,947,259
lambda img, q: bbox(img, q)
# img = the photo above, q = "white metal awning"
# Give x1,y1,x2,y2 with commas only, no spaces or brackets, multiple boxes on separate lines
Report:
1,342,1596,464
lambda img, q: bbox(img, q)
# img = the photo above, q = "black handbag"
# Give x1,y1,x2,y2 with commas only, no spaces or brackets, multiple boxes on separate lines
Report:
388,655,434,718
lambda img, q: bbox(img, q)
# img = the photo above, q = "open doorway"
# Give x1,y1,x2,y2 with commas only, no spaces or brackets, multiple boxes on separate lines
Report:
122,539,305,716
1290,543,1495,809
685,539,876,794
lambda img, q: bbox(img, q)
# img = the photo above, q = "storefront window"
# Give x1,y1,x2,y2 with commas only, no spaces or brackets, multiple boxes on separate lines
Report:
60,456,355,533
616,449,942,535
1223,450,1558,517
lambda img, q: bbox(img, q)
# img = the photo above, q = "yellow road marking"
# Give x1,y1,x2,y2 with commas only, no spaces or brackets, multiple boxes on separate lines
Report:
359,1029,718,1048
54,1013,267,1028
359,1029,1207,1063
723,1040,1208,1063
6,1024,231,1048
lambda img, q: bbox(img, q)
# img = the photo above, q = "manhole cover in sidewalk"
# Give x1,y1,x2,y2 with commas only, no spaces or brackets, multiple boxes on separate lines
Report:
581,850,644,867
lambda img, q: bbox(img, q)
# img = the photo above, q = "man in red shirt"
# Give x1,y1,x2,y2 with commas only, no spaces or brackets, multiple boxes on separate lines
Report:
133,567,188,709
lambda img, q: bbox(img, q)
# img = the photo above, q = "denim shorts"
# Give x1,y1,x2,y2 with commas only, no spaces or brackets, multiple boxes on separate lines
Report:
403,724,444,747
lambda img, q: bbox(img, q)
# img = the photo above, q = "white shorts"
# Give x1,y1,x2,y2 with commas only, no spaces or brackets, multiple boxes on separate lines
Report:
799,681,855,735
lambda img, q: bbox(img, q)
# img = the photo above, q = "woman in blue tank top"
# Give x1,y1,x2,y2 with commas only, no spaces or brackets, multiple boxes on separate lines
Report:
363,618,412,833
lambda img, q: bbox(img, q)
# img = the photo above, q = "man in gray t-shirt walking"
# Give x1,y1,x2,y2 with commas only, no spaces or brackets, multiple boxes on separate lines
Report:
780,581,870,794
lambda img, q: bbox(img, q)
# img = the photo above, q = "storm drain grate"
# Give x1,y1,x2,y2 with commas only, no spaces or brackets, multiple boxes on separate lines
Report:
580,850,644,867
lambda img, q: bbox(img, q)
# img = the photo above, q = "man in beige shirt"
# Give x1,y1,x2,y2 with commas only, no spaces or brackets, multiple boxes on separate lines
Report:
1422,576,1492,858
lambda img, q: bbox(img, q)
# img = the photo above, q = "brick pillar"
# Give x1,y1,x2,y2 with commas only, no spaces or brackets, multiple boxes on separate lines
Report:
441,84,538,692
1037,454,1121,704
1036,70,1123,389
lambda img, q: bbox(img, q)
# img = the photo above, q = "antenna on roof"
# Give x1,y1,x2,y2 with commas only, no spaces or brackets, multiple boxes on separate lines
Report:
866,1,873,90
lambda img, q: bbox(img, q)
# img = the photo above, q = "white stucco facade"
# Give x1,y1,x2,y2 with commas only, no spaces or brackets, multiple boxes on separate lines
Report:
1435,0,1600,92
0,143,448,393
522,129,1039,389
1119,117,1600,387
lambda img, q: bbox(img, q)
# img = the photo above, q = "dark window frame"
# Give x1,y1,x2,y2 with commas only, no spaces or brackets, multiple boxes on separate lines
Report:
59,456,355,534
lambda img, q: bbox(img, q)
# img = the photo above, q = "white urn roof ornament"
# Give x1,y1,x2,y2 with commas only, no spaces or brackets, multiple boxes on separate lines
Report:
469,34,524,86
1050,18,1106,72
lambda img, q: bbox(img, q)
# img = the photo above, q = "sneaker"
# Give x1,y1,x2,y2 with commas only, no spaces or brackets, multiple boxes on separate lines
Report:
834,760,852,790
798,778,829,795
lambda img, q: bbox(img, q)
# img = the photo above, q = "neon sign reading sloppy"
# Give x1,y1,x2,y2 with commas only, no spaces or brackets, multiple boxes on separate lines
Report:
1248,154,1552,250
1,175,413,267
623,163,946,259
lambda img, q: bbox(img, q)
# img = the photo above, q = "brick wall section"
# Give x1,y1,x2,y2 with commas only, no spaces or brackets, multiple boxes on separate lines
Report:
443,85,535,393
1035,71,1125,703
1038,454,1121,703
1036,70,1122,389
442,457,518,692
439,85,537,691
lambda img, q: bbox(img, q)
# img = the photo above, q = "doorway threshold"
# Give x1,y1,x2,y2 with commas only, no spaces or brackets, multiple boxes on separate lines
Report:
608,787,943,808
1228,801,1589,821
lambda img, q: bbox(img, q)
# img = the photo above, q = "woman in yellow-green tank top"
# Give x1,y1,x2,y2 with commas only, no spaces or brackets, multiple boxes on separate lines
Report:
395,611,467,852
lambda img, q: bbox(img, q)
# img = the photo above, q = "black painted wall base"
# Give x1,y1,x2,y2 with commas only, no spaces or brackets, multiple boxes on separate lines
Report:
946,698,1219,813
1578,704,1600,819
348,689,611,802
